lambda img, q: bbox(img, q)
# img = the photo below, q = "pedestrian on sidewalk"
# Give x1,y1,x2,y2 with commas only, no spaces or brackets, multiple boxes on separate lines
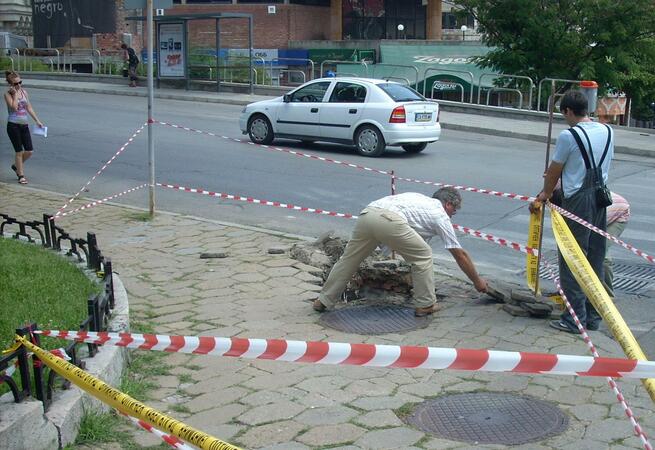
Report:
313,188,488,317
530,90,614,334
121,43,139,87
5,70,43,185
604,192,630,297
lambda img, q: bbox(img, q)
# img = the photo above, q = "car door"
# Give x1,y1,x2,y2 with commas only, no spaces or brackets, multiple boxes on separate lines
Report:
275,81,332,138
319,82,366,141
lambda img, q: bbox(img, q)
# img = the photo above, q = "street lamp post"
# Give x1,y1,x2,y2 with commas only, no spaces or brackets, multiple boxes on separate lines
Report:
397,23,405,40
460,25,468,41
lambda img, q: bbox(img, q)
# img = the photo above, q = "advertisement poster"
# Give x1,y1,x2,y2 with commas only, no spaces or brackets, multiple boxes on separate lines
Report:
158,22,185,78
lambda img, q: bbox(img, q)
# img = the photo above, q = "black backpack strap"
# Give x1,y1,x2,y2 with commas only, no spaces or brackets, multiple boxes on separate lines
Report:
599,124,612,166
568,127,591,169
575,125,598,168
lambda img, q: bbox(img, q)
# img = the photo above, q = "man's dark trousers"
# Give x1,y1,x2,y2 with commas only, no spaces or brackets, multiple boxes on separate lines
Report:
558,185,606,330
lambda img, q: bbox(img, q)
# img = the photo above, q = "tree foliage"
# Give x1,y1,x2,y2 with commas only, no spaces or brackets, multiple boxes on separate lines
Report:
453,0,655,117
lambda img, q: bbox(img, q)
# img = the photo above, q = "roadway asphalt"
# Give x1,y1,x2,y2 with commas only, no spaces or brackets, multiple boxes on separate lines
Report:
22,76,655,158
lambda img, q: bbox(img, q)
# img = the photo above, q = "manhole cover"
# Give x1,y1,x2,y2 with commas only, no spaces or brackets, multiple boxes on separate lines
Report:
537,254,655,295
319,305,431,335
406,393,568,445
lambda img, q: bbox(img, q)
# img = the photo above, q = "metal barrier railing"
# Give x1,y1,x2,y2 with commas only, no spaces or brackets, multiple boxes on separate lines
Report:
478,73,534,109
0,212,116,409
278,69,306,86
432,80,465,103
268,57,315,85
0,47,20,71
368,63,419,87
485,87,524,109
422,68,475,103
319,59,369,79
537,78,582,111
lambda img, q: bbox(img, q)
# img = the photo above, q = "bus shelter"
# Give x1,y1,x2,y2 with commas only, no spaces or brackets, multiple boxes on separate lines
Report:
127,12,254,94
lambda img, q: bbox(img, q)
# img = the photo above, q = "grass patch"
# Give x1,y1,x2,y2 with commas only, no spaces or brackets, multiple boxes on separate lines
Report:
0,238,101,349
393,402,415,420
74,411,124,445
120,349,171,401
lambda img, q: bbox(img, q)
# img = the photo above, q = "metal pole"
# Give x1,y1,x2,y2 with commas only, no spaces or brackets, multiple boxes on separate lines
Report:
147,0,155,217
216,18,220,92
534,81,556,296
249,16,254,95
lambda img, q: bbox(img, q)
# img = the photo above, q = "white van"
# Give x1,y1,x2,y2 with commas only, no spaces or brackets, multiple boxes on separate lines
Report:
0,32,28,51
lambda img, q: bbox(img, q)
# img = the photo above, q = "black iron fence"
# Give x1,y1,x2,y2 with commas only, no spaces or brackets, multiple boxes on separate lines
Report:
0,213,115,410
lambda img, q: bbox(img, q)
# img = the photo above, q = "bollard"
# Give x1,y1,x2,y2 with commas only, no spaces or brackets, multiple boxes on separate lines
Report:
580,80,598,116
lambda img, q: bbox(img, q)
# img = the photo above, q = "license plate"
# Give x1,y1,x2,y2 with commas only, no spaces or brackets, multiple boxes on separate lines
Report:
415,112,432,122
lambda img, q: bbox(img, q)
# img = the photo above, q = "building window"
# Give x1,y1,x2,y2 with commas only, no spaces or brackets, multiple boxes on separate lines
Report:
342,0,426,40
442,12,475,29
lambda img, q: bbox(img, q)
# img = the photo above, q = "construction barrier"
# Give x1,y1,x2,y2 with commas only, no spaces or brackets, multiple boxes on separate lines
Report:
39,330,655,379
16,335,241,450
551,209,655,402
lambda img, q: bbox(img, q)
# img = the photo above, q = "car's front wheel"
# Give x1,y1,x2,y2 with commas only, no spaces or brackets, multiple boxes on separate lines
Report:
402,143,428,154
355,125,385,157
248,114,274,145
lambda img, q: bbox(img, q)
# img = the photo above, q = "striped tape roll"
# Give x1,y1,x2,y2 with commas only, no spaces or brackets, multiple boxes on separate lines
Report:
40,330,655,379
452,224,538,255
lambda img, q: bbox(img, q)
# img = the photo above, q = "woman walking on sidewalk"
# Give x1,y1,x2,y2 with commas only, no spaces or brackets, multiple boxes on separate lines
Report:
5,70,43,184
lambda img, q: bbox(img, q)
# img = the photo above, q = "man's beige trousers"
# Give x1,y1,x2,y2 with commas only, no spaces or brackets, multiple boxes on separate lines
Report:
318,207,436,309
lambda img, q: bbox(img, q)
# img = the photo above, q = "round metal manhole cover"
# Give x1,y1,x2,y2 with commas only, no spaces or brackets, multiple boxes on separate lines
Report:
319,305,431,335
406,393,569,445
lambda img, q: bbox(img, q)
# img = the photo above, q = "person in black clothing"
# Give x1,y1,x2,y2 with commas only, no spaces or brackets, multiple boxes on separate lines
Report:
121,43,139,87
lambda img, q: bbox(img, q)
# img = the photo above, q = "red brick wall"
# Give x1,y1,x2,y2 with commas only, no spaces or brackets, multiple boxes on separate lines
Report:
172,4,331,49
94,1,145,55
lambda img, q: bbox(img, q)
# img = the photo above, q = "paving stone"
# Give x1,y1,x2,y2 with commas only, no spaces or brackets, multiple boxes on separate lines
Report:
354,427,424,449
584,418,637,443
296,424,366,447
568,403,609,421
349,394,422,411
546,385,594,405
258,442,310,450
237,401,305,425
295,405,359,426
354,409,404,428
241,391,293,406
186,404,248,428
186,386,250,412
422,437,466,449
237,420,305,448
345,378,398,396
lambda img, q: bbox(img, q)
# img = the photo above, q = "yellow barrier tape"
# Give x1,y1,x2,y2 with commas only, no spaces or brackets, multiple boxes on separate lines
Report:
526,206,543,295
16,335,242,450
551,210,655,402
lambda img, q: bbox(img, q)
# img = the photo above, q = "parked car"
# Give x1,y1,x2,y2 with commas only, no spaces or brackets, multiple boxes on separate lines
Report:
239,77,441,157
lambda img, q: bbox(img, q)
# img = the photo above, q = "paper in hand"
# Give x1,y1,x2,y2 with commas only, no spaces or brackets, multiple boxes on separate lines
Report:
33,125,47,138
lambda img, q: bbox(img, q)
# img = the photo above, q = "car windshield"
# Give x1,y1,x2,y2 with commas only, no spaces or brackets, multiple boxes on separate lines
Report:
378,83,425,102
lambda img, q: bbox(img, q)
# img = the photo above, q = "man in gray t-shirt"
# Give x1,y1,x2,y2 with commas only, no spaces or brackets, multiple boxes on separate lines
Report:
530,90,614,334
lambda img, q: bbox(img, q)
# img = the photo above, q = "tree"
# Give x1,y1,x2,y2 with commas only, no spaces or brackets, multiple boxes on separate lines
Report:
453,0,655,118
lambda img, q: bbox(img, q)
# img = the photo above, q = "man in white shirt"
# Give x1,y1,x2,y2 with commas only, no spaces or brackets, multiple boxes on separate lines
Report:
530,90,614,334
313,187,488,317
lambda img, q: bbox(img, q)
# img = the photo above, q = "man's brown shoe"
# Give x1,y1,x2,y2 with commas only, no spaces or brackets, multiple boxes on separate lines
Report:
414,304,440,317
313,299,327,312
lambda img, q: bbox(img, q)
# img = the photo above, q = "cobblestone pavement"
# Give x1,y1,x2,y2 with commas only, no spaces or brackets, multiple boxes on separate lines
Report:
2,182,653,449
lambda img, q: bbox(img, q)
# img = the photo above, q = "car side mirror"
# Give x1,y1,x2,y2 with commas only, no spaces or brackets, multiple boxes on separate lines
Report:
283,94,292,103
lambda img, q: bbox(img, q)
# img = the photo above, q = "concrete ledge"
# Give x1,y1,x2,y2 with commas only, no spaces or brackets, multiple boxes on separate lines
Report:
0,273,130,449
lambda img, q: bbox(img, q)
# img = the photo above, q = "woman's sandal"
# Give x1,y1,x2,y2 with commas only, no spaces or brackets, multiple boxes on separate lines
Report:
17,175,27,184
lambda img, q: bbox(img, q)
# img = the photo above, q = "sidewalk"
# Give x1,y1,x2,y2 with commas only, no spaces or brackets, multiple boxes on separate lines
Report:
24,77,655,158
1,182,653,449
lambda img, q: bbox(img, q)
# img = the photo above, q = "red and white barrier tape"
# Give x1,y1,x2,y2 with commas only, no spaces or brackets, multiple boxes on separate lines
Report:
155,120,539,201
158,182,537,255
549,203,654,265
156,182,356,219
53,184,148,220
452,224,538,256
156,120,392,176
55,123,147,216
543,260,652,449
119,412,195,450
39,330,655,379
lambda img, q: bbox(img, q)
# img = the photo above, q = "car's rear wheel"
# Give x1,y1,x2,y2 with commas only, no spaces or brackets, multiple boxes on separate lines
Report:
355,125,385,157
248,114,274,145
402,143,428,154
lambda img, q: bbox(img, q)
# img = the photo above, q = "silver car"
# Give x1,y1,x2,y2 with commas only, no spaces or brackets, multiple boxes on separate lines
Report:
239,77,441,157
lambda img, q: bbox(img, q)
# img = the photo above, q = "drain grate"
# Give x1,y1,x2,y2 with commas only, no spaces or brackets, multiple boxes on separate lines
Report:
406,393,568,445
319,305,431,335
537,255,655,295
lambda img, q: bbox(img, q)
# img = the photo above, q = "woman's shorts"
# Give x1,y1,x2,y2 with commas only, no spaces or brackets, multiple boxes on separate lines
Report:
7,122,33,152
